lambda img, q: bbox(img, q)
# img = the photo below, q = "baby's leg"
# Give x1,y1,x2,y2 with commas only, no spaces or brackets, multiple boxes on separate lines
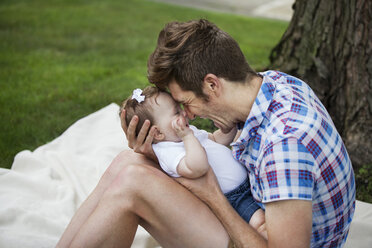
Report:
225,179,267,239
249,209,267,239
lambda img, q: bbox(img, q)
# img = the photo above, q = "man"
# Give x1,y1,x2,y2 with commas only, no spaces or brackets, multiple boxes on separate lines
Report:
57,19,355,248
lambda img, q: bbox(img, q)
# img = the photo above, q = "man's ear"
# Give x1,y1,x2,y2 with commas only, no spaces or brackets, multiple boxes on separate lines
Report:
203,73,221,97
153,126,165,142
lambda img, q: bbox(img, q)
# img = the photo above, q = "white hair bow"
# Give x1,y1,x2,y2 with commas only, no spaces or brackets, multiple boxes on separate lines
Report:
132,88,145,103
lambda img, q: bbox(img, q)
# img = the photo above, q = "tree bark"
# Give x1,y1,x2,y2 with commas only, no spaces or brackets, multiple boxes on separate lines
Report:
269,0,372,169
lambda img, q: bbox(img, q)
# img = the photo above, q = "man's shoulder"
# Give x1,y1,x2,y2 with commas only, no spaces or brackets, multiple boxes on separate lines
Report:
260,70,305,85
261,71,331,145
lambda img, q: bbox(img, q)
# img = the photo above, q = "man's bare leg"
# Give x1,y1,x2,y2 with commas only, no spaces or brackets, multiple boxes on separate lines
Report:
57,150,158,247
59,150,230,247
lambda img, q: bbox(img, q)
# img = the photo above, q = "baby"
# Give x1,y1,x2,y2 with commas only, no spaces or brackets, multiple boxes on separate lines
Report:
120,86,266,235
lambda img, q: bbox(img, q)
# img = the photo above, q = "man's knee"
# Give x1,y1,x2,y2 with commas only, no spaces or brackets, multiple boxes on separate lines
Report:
102,150,147,182
116,163,150,187
114,149,150,165
103,164,154,205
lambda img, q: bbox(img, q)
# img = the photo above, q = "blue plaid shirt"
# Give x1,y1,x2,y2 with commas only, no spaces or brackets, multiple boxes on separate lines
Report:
231,71,355,247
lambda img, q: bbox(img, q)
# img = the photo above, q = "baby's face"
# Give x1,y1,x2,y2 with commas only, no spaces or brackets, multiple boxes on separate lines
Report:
151,92,188,142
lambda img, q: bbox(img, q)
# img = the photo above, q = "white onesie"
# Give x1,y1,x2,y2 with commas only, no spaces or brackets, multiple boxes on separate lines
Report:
152,125,247,193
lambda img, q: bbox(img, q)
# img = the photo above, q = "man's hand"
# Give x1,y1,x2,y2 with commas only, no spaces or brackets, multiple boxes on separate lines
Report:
120,110,158,162
178,168,312,248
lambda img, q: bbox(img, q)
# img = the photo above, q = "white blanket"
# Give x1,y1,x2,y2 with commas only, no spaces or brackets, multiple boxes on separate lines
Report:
0,103,370,247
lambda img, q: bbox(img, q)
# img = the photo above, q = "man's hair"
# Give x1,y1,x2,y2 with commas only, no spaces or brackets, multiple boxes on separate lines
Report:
120,86,161,137
147,19,257,98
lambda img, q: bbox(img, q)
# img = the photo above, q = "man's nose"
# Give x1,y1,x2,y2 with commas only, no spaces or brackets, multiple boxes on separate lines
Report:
184,109,196,120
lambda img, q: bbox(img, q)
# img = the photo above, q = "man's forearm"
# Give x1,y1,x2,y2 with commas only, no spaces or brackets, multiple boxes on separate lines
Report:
206,191,267,248
211,127,237,146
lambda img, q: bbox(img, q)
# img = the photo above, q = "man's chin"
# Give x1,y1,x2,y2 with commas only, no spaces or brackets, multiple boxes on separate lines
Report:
214,122,233,133
220,127,234,133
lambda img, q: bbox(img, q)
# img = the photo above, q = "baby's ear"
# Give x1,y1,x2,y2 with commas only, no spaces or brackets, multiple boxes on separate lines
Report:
153,126,165,142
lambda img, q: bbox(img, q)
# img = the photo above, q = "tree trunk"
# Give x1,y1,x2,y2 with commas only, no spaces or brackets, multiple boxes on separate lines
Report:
269,0,372,169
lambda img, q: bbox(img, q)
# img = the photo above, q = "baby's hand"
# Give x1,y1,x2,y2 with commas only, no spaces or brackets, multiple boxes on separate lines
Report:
172,117,192,138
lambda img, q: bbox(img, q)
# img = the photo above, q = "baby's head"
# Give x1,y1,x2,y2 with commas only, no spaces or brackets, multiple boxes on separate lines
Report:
120,86,187,143
120,86,159,137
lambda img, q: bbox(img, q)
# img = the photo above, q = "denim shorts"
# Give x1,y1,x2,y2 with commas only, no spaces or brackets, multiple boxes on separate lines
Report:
224,178,261,223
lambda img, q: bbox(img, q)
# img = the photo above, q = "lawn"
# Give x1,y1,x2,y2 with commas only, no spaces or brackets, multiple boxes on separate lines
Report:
0,0,288,169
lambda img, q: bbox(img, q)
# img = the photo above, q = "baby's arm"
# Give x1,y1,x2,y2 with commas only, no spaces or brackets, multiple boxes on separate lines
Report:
172,119,210,179
208,126,238,146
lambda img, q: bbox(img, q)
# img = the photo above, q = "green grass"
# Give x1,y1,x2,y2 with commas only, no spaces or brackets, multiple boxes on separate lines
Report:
355,164,372,203
1,0,370,204
0,0,288,169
